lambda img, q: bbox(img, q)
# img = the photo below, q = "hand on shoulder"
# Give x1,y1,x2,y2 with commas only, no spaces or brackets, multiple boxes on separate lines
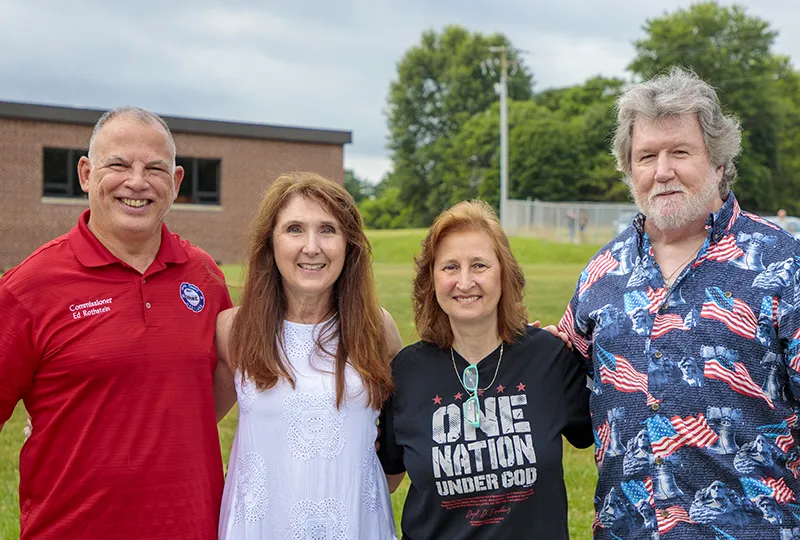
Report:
529,320,572,349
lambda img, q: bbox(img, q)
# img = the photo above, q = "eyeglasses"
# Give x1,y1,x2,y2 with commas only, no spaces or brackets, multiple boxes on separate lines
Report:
451,343,504,430
462,364,481,428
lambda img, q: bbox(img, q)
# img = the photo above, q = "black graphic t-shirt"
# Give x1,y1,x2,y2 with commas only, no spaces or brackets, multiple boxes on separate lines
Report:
378,326,592,539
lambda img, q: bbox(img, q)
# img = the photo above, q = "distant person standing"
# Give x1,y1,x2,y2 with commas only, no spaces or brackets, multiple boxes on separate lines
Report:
776,208,789,229
568,207,578,243
578,210,588,244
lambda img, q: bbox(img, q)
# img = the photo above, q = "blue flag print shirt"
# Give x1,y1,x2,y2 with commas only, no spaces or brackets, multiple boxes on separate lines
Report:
559,193,800,539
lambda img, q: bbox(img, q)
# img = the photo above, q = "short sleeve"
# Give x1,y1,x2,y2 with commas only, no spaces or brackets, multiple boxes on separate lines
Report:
559,345,592,449
204,255,233,312
377,392,406,475
0,284,38,424
557,281,594,375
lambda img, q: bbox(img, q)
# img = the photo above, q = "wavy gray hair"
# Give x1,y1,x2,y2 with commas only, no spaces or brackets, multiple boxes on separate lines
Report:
612,67,742,198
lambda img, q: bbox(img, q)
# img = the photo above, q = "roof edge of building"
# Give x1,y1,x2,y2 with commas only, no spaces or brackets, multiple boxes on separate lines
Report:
0,100,352,145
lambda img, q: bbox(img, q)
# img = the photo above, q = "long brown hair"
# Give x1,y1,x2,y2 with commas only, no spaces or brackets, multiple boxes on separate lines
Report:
413,199,527,348
229,171,392,409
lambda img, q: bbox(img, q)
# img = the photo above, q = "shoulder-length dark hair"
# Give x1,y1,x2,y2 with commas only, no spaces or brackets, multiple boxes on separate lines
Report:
229,171,392,409
413,199,527,348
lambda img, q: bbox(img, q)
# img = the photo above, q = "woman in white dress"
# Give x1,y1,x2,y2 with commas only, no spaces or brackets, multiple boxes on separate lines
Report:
213,171,402,540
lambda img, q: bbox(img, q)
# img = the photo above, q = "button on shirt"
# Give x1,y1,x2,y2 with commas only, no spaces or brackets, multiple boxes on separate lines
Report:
559,193,800,539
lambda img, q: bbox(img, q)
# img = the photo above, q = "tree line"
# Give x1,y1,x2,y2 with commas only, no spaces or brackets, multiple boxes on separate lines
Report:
344,3,800,228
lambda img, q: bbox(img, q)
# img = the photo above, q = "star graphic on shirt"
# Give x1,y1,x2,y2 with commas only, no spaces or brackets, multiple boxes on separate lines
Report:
454,392,463,401
433,395,442,405
517,382,526,392
477,389,485,397
496,384,505,393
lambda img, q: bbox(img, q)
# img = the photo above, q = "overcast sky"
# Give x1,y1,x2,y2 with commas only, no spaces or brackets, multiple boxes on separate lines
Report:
1,0,798,183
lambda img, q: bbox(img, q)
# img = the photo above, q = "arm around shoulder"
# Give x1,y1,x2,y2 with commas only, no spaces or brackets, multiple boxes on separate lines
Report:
213,307,239,423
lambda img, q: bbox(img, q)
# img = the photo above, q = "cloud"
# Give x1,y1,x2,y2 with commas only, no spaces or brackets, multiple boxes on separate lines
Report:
0,0,797,183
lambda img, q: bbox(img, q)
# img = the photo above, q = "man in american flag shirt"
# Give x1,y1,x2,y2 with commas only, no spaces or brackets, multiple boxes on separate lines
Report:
557,68,800,539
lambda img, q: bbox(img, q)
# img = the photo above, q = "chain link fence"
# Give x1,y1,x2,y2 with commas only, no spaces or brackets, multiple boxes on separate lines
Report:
506,199,638,244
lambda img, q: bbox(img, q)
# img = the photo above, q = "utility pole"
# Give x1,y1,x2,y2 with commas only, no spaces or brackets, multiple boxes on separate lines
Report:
484,46,519,230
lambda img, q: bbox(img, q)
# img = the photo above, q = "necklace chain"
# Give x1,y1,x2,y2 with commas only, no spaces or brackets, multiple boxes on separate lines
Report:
451,343,504,392
663,245,702,289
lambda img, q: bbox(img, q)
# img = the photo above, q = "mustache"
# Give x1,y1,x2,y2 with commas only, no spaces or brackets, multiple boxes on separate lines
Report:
648,186,686,201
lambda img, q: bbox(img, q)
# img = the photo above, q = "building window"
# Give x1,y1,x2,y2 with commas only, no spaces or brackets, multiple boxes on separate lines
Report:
176,157,221,205
42,148,87,198
42,149,221,205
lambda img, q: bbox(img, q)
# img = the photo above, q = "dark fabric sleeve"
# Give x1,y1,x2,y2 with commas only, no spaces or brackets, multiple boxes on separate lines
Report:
559,345,593,449
377,391,406,475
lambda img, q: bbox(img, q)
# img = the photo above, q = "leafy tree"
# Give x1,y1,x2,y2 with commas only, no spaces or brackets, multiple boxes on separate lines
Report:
343,169,373,204
439,101,595,208
385,25,534,226
536,76,625,118
535,77,628,201
359,185,411,229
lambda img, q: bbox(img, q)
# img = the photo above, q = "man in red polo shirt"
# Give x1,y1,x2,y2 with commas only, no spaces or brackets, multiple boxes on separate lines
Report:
0,107,232,539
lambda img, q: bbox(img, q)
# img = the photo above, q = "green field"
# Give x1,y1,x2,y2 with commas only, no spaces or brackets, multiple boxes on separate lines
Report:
0,230,601,539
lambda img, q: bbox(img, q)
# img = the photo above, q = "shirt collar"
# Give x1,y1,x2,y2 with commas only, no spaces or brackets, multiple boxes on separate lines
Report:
68,209,188,269
631,190,740,244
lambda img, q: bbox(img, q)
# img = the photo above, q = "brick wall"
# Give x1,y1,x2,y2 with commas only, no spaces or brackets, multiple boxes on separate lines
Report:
0,118,345,270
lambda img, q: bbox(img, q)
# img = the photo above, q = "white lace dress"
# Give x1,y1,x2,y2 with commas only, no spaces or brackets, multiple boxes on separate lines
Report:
218,320,397,540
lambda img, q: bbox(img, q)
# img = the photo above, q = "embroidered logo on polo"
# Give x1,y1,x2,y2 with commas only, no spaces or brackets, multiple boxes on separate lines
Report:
68,297,113,320
179,282,205,313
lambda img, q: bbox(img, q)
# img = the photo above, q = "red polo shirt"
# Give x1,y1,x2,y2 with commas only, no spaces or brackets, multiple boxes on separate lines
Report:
0,210,232,539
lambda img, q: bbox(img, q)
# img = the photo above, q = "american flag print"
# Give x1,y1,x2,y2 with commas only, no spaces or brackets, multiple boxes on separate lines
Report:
757,415,799,453
743,210,781,231
596,345,660,407
645,414,719,458
700,286,758,339
703,352,774,408
594,420,611,468
787,327,800,373
578,249,620,298
561,194,800,538
557,303,591,358
645,287,667,311
656,505,693,535
693,234,744,266
651,313,690,339
740,476,796,504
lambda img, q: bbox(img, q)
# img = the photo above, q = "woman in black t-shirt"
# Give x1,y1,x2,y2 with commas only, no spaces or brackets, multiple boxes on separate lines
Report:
377,200,592,540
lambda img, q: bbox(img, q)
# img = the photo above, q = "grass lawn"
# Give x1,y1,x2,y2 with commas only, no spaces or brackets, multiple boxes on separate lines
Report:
0,230,601,539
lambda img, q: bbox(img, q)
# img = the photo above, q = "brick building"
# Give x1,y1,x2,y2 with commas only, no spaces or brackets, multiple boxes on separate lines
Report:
0,101,351,270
